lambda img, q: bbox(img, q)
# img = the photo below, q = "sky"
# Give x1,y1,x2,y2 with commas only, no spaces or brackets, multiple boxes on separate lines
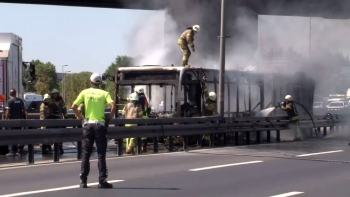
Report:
0,3,164,74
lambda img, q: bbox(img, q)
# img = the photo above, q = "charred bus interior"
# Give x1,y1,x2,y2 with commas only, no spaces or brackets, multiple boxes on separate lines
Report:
114,66,315,118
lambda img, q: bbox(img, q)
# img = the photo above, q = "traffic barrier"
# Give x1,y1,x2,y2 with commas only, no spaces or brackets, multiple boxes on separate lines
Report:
0,113,348,165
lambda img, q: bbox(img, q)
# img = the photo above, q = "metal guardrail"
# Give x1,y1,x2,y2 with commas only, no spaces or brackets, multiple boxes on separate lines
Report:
0,113,348,165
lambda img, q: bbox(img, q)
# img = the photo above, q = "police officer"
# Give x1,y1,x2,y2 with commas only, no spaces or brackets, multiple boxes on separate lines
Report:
72,73,116,189
278,95,302,141
122,92,143,154
5,89,27,156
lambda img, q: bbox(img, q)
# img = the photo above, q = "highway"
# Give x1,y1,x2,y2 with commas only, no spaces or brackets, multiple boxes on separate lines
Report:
0,136,350,197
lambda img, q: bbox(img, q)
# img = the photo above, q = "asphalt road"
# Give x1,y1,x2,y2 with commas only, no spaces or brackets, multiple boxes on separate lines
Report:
1,136,350,197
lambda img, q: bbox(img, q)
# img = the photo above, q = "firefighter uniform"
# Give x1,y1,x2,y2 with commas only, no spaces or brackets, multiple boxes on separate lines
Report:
136,88,150,152
280,95,301,141
178,25,200,67
39,94,57,154
122,92,143,155
202,85,217,142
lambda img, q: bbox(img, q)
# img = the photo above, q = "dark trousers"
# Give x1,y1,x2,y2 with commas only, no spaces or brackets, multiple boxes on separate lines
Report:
81,123,108,183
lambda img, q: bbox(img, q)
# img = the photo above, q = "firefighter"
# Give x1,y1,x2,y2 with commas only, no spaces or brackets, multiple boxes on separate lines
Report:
122,92,143,154
278,95,302,141
202,84,217,116
135,88,150,153
178,25,200,68
50,88,65,154
202,84,217,143
39,93,63,154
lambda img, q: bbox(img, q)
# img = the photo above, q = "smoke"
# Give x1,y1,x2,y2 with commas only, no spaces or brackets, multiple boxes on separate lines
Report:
125,0,350,115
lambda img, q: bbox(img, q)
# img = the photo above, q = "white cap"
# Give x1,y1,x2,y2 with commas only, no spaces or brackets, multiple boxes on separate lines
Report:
90,73,102,84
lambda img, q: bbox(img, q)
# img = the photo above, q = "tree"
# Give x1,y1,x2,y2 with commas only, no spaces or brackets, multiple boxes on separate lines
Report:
60,71,93,108
24,60,58,95
104,55,133,100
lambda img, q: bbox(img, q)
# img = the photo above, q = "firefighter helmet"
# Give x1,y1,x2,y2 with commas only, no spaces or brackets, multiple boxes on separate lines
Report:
209,92,216,101
51,88,59,94
285,95,292,101
43,94,50,100
129,92,139,101
193,25,200,32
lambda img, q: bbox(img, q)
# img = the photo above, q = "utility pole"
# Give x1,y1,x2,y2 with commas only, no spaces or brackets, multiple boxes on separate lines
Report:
218,0,227,118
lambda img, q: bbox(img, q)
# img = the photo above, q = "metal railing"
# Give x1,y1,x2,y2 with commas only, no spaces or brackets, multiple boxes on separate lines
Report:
0,113,348,165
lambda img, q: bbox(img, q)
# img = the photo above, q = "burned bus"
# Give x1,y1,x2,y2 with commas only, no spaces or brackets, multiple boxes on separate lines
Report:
111,65,315,119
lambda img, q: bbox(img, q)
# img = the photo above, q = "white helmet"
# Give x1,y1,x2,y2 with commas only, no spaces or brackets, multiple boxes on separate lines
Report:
136,88,144,94
285,95,292,101
129,92,139,101
43,93,50,100
193,25,200,32
209,92,216,101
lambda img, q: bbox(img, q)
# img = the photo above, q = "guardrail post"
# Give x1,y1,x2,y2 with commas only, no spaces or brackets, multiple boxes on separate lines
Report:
53,143,59,162
27,144,34,164
266,130,271,143
245,132,250,145
323,127,327,137
77,141,82,160
276,120,280,142
183,136,188,150
209,134,214,148
137,138,142,154
117,139,123,156
256,130,261,144
153,137,158,153
223,133,227,146
169,137,174,152
196,135,202,147
234,132,239,146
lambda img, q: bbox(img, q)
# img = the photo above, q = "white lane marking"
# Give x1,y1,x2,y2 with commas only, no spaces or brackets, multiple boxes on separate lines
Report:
270,191,304,197
0,151,183,171
296,150,344,157
189,161,263,171
0,180,124,197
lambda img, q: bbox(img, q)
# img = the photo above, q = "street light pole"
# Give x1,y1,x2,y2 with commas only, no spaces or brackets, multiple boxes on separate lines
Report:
218,0,226,118
61,65,68,99
64,70,71,102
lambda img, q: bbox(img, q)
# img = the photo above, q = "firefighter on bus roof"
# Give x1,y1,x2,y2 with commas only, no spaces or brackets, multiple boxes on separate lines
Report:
178,25,200,68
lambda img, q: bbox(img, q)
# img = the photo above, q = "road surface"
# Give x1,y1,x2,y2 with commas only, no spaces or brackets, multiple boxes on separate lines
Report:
0,136,350,197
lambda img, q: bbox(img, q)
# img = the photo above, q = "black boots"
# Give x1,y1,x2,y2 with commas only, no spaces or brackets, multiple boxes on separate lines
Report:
79,174,87,188
98,180,113,188
79,174,113,189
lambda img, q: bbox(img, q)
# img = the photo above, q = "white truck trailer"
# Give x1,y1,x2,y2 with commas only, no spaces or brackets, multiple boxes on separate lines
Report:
0,33,34,108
